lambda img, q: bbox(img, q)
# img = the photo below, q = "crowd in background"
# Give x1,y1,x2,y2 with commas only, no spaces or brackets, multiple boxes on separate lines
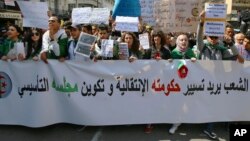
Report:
1,9,250,140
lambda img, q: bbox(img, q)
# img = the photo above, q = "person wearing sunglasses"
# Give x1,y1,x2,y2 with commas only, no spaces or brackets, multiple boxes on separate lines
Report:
195,10,244,140
40,15,68,63
25,28,43,60
197,11,243,63
0,24,25,61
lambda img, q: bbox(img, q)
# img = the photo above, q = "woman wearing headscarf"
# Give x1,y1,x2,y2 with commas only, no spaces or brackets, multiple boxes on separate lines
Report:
171,34,197,59
168,34,197,135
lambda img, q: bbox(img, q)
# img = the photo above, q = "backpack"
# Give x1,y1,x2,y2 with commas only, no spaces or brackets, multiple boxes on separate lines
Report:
241,10,250,22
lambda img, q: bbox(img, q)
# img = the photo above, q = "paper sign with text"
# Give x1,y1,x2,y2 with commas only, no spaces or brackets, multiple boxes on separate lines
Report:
90,8,110,25
140,0,155,26
154,0,202,33
205,3,227,19
75,32,97,57
204,21,225,37
115,16,139,32
71,7,92,24
101,39,114,58
72,8,110,25
119,43,129,59
139,33,150,50
204,3,227,37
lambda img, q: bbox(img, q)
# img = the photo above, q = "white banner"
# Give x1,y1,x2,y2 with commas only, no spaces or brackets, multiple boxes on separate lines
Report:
16,1,49,29
0,60,250,127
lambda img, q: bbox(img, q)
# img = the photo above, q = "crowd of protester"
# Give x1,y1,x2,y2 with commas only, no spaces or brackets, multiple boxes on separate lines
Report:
1,10,250,140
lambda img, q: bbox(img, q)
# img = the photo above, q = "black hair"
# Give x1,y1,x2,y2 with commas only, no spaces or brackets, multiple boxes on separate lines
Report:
98,24,108,31
51,14,61,23
26,28,43,59
152,30,166,47
9,24,23,35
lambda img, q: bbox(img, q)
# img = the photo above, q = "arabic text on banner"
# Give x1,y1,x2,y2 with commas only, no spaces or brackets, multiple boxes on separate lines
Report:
0,60,250,127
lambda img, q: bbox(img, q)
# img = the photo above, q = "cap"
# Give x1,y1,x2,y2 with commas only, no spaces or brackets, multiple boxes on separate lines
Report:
98,23,108,31
70,23,82,30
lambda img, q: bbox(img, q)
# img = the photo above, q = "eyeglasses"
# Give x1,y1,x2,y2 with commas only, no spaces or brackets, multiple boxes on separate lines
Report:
209,36,219,40
32,32,40,36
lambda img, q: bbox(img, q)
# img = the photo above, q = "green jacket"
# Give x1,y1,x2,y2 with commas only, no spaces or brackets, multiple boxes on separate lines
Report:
0,38,22,57
42,29,68,59
171,47,196,59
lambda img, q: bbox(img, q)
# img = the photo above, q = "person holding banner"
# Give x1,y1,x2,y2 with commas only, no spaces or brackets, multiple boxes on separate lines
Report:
25,28,43,61
197,10,243,63
120,32,143,62
171,34,197,60
168,34,197,135
149,30,171,60
66,24,82,61
0,24,25,61
144,30,171,134
40,15,68,63
92,24,119,60
196,10,243,140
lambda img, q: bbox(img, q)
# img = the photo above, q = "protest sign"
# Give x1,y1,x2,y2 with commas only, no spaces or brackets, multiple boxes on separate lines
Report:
154,0,202,33
71,7,92,24
72,7,110,25
75,33,97,57
112,0,141,19
205,3,227,19
139,33,150,50
16,1,49,29
90,8,110,25
140,0,155,26
119,43,129,59
204,21,225,37
204,3,227,37
115,16,139,32
101,39,114,58
154,0,175,32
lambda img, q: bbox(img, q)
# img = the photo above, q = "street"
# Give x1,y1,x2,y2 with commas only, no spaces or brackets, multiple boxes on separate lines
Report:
0,123,229,141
